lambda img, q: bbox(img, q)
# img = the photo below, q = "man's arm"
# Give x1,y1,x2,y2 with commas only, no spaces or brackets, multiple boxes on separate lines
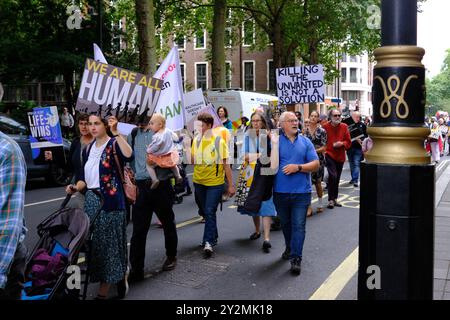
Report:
0,146,26,289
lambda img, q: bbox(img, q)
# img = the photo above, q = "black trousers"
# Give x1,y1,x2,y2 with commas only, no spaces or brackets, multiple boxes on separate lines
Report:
0,242,27,300
325,155,344,202
129,179,178,272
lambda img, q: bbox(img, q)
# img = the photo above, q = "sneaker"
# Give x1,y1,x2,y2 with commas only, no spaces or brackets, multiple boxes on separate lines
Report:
128,270,144,283
290,258,302,275
262,240,272,253
353,183,359,187
162,256,177,271
204,242,213,258
281,247,291,260
117,268,129,299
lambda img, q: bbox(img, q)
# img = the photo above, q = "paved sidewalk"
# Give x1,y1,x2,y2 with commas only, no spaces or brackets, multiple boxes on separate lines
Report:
434,163,450,300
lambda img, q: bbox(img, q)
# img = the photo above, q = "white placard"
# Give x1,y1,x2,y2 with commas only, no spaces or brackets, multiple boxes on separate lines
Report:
276,64,325,104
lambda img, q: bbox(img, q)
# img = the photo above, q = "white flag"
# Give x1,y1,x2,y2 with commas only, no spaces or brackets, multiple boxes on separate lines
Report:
93,43,108,64
153,47,185,131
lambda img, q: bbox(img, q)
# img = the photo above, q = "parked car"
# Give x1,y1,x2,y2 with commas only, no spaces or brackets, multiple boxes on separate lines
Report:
0,113,72,186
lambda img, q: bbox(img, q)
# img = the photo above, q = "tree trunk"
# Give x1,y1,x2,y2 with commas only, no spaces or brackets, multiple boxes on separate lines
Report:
135,0,157,75
272,21,284,69
211,0,227,89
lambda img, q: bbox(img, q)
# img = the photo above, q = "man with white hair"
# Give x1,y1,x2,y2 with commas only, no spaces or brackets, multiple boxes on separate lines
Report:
271,111,319,275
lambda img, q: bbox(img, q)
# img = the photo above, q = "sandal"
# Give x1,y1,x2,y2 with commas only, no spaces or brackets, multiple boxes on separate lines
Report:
249,232,261,240
316,207,324,214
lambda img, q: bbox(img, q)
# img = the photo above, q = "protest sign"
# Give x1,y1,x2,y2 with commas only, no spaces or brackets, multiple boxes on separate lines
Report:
75,59,163,122
153,47,185,131
27,106,65,166
184,89,207,132
27,106,63,149
276,64,325,104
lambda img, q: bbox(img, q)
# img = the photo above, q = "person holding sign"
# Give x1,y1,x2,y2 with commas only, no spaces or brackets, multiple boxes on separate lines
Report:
145,113,183,190
66,115,133,300
271,112,319,275
322,109,351,209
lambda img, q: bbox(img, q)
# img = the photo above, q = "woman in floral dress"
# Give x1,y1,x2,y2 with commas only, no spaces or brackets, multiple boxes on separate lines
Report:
66,114,133,299
304,110,327,216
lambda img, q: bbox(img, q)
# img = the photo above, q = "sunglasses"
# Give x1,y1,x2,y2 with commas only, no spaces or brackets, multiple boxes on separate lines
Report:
332,114,342,118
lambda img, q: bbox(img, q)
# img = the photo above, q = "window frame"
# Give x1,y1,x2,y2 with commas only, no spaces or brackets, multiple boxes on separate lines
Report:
242,60,256,91
195,62,208,91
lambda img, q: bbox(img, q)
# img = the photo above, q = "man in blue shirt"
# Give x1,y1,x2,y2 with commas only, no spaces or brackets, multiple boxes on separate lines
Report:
271,112,319,275
0,131,27,299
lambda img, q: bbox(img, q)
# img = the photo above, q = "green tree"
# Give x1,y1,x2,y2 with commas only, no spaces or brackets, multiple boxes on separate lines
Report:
0,0,117,110
427,49,450,113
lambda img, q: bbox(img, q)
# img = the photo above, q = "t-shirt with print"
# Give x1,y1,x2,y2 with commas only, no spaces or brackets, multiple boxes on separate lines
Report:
192,134,229,186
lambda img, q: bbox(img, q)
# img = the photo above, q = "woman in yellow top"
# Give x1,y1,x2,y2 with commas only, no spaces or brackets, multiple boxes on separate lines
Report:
186,113,236,258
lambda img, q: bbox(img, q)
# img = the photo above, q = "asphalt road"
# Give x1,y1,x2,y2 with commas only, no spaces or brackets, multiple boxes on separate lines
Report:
22,159,450,300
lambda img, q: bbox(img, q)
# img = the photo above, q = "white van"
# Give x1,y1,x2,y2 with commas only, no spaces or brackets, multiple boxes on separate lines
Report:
206,89,278,124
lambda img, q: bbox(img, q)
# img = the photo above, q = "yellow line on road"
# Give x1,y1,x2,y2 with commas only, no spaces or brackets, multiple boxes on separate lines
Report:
176,216,203,228
309,247,359,300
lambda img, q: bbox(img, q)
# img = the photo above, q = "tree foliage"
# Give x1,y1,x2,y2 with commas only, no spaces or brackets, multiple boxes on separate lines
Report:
427,49,450,113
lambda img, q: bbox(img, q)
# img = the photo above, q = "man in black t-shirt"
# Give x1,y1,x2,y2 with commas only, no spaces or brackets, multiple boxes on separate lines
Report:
342,111,367,187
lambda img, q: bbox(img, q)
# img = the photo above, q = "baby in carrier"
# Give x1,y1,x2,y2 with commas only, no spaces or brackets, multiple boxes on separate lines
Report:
146,113,182,189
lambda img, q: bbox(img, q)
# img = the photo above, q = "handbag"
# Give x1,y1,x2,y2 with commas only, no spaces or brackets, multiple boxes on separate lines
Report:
234,162,254,207
112,141,138,204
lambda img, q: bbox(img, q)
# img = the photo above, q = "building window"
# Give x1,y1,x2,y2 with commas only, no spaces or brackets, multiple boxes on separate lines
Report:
243,61,255,91
194,30,206,49
242,20,255,46
225,27,233,47
267,60,275,91
350,55,358,62
180,63,186,91
350,68,357,83
225,62,232,88
342,53,348,62
195,63,208,91
341,68,347,83
348,91,358,101
174,34,186,50
360,69,363,83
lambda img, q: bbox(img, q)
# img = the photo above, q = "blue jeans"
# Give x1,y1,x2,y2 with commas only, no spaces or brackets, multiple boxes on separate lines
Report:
194,183,224,245
273,193,311,259
347,147,363,184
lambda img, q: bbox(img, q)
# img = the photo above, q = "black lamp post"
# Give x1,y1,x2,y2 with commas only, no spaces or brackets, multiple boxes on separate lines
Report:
358,0,434,300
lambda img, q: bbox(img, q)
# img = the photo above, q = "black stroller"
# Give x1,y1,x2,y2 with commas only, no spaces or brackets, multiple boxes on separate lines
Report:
22,193,102,300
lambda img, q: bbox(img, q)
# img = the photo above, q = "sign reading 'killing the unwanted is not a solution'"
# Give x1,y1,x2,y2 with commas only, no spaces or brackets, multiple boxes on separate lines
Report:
75,59,163,120
276,64,325,104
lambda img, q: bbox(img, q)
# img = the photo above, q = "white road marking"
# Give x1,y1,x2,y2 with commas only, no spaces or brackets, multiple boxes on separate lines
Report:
25,196,74,207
